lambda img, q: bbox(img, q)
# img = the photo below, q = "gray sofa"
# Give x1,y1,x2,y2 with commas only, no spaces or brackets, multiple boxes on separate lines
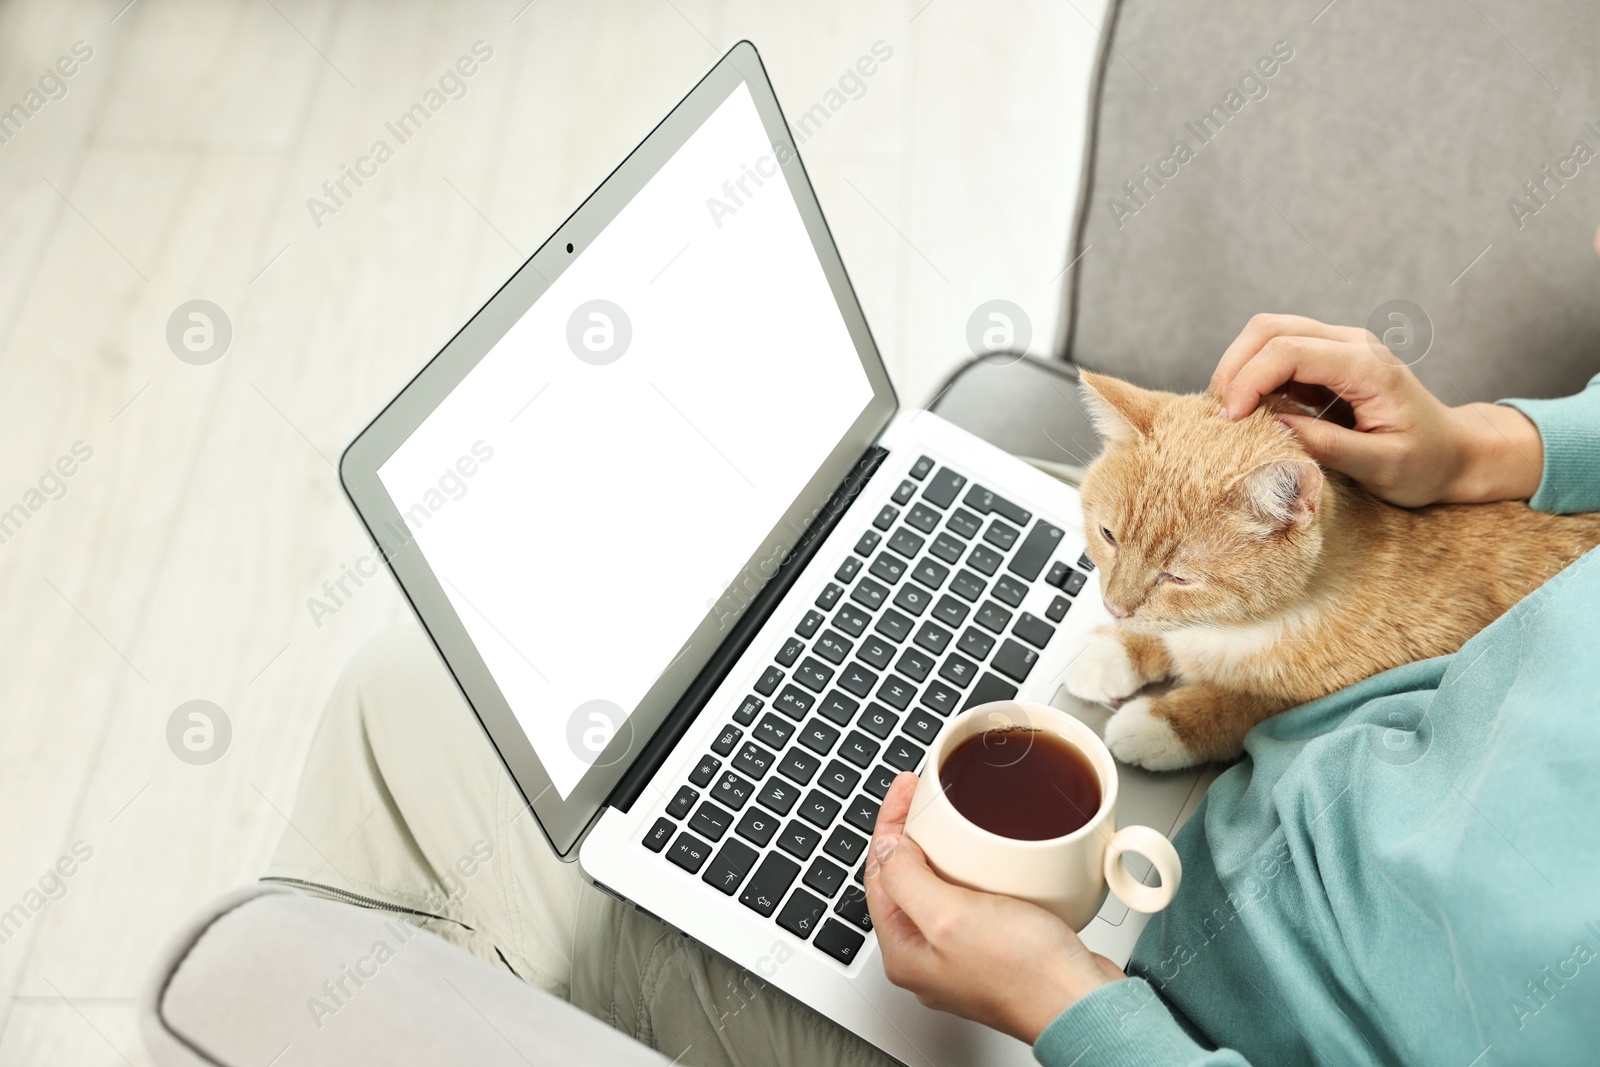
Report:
143,2,1600,1063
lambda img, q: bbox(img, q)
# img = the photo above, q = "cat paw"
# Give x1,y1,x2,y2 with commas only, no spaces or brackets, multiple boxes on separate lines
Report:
1104,698,1195,771
1064,629,1144,705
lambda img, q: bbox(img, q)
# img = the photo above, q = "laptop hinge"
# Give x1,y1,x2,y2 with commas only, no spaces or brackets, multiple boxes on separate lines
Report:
606,444,889,813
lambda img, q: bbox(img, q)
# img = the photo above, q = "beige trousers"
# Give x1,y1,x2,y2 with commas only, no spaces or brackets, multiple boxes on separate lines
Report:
266,625,897,1067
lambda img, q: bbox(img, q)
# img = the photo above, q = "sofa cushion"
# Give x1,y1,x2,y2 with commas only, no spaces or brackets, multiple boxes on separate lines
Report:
1061,0,1600,401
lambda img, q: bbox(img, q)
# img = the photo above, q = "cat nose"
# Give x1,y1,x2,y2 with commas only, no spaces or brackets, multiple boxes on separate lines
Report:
1104,599,1133,619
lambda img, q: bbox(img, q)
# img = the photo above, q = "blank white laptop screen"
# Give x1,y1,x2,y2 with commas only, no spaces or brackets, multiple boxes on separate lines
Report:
377,82,875,799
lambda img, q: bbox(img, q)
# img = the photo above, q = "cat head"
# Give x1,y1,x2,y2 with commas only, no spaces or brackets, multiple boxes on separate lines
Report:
1076,370,1328,632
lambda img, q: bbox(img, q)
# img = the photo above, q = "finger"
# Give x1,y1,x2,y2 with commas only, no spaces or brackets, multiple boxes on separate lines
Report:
874,832,978,936
1211,315,1371,398
873,772,918,841
1221,337,1391,421
1273,413,1390,485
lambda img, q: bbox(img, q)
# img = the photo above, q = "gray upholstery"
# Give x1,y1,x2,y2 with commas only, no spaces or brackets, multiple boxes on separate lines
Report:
1061,0,1600,402
140,884,667,1067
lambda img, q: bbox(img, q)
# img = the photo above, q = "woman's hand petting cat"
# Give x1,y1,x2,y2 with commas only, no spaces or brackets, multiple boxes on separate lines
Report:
864,773,1125,1044
1210,313,1543,507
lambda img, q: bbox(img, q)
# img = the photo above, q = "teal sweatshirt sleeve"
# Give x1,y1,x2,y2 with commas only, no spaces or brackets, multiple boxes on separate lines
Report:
1033,979,1248,1067
1498,372,1600,514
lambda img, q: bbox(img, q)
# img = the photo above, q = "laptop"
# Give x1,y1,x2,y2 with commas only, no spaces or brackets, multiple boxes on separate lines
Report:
339,41,1211,1066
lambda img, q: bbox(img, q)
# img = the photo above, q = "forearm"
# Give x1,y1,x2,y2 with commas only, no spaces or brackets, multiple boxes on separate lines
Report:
1440,402,1544,504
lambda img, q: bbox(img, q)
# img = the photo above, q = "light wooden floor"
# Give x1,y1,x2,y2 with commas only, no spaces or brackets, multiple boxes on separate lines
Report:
0,1,1102,1061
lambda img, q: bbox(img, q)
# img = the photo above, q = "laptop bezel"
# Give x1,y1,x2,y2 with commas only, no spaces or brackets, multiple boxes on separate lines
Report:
338,41,898,857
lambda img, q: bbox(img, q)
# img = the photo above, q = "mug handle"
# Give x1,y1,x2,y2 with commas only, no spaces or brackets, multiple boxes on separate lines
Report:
1103,825,1182,914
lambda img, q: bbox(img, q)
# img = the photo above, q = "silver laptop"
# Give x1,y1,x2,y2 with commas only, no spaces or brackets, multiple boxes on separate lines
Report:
339,42,1210,1066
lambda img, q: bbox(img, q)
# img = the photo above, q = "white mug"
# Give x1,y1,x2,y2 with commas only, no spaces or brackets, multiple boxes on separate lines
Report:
905,700,1182,931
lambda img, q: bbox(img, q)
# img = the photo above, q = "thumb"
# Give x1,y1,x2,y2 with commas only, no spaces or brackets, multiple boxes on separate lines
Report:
1273,413,1377,481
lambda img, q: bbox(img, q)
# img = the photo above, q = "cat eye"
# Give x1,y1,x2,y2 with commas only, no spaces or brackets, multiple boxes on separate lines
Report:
1100,526,1116,546
1160,572,1191,586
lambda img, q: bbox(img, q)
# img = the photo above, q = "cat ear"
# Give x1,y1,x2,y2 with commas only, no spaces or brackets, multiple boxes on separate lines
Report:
1236,459,1324,530
1078,371,1162,445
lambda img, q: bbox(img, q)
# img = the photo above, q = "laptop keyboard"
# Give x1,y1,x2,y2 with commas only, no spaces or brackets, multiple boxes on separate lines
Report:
639,454,1095,967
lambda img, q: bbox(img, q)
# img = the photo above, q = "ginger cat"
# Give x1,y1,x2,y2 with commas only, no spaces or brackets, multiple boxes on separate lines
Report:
1064,371,1600,771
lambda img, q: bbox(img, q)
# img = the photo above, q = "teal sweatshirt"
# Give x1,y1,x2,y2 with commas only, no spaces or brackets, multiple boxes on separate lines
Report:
1035,375,1600,1067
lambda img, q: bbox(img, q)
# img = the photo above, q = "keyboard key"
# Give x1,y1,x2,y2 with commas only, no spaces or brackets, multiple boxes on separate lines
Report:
816,690,860,726
849,578,888,612
757,777,800,815
892,583,932,616
958,627,996,660
877,675,916,710
873,505,898,530
887,527,925,559
939,654,979,688
795,657,835,693
776,819,822,859
921,680,960,715
804,856,847,898
992,639,1039,683
967,544,1003,575
798,720,841,756
895,648,934,682
1077,551,1096,572
908,455,935,480
843,795,881,835
961,672,1019,710
932,595,970,628
913,621,952,655
930,532,965,563
1012,612,1056,650
864,764,898,799
815,918,867,964
976,600,1013,633
819,759,862,798
906,503,941,534
869,553,907,584
667,832,712,873
732,741,774,780
691,801,733,842
984,520,1020,551
1045,561,1069,588
946,507,981,540
703,838,759,895
732,695,763,726
963,484,1032,526
796,610,824,639
817,583,842,610
834,885,873,931
740,852,800,916
912,558,950,590
643,817,675,852
824,826,868,867
777,888,828,940
735,806,779,847
688,755,721,788
711,725,742,757
1046,595,1071,623
1008,521,1065,581
713,771,755,810
923,467,968,508
775,685,814,720
835,556,862,584
891,479,917,505
856,634,895,670
754,713,795,750
838,662,878,698
1062,568,1088,596
799,790,842,829
856,703,898,739
778,747,821,784
839,731,881,768
833,604,870,637
993,575,1028,608
875,609,913,643
755,666,784,696
902,707,942,745
666,785,698,820
814,630,853,665
884,737,925,772
854,530,881,556
775,637,805,667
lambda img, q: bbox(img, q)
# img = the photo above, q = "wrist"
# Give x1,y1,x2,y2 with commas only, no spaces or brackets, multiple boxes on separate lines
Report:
1442,403,1543,503
1012,959,1115,1045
